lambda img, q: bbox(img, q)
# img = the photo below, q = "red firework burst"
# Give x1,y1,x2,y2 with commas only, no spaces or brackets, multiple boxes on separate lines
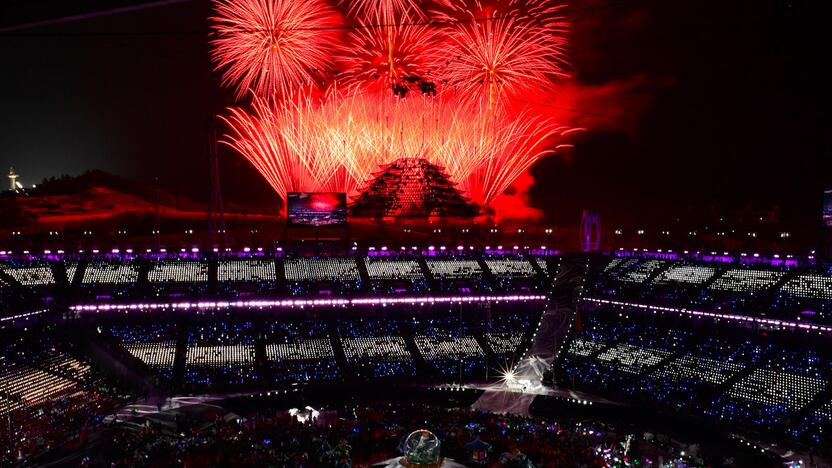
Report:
210,0,339,99
214,0,576,210
431,0,569,109
341,0,424,23
339,18,438,92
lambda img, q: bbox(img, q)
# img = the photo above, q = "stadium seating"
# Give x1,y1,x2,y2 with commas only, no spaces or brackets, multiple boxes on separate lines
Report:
426,259,482,279
65,261,80,284
262,320,339,383
338,318,415,378
283,257,362,295
364,257,428,293
484,258,537,278
82,261,139,284
184,321,258,388
781,274,832,301
709,268,784,294
485,256,543,291
414,317,487,378
1,264,55,287
426,258,490,293
107,322,179,381
0,327,121,462
709,348,831,428
620,259,666,283
217,258,276,282
654,264,716,285
147,260,208,283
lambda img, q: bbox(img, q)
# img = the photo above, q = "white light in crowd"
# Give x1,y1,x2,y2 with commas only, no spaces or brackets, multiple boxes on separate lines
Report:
160,248,167,253
112,249,120,254
381,246,387,251
126,249,133,254
243,247,251,252
44,250,51,254
457,246,464,250
92,249,99,254
192,248,199,253
428,246,435,251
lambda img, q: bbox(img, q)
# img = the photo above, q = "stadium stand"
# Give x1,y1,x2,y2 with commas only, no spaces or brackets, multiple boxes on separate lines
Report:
262,320,340,383
283,257,362,295
414,316,487,378
338,318,416,378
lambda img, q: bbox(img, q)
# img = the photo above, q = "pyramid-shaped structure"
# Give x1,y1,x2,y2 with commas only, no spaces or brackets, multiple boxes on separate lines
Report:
350,157,477,217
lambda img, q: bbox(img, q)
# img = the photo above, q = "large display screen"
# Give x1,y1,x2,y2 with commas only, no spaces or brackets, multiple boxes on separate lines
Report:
287,192,347,226
824,189,832,228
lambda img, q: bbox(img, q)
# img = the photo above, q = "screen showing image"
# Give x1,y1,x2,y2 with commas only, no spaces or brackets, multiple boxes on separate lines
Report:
824,189,832,228
287,192,347,226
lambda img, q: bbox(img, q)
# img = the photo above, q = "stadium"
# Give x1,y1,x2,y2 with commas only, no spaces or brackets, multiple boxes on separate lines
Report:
1,244,831,466
1,0,830,467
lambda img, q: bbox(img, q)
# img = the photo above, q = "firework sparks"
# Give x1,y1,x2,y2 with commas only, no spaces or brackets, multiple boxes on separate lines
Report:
214,0,574,211
210,0,339,99
431,0,569,109
340,18,437,92
222,89,567,206
341,0,424,24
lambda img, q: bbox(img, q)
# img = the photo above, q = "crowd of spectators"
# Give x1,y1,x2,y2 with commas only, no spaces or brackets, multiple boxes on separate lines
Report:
337,318,416,378
558,306,832,449
585,257,832,326
184,321,258,389
0,326,127,465
86,401,653,467
0,254,555,317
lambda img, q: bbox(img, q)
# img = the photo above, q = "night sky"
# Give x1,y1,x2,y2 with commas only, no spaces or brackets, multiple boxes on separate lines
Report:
0,0,829,227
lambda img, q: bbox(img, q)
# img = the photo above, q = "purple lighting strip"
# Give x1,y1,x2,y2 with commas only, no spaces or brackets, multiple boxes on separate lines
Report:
583,297,832,334
0,309,47,323
71,294,547,313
